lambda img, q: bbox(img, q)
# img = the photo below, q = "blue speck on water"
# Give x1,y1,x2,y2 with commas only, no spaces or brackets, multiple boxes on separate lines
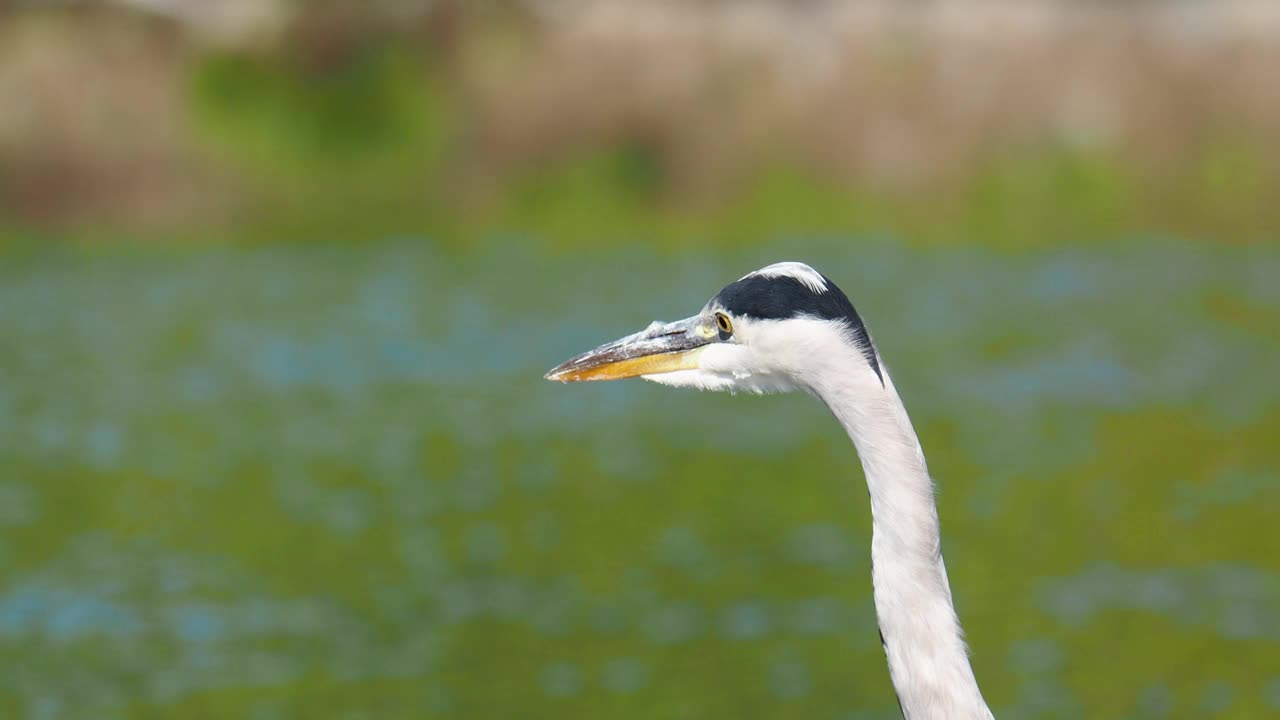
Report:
87,423,123,468
0,588,144,641
463,523,507,566
540,662,582,698
602,657,649,694
1032,256,1098,302
0,482,41,527
1136,684,1175,719
642,603,703,645
720,601,771,640
588,604,627,635
1198,681,1233,714
1006,639,1064,676
1263,677,1280,710
172,604,225,644
785,524,856,570
786,596,844,636
768,657,813,699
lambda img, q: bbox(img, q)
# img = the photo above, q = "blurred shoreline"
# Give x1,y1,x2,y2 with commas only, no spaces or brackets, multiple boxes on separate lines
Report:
2,1,1278,246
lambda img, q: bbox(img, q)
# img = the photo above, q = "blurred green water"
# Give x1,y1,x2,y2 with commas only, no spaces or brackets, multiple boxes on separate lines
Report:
0,237,1277,719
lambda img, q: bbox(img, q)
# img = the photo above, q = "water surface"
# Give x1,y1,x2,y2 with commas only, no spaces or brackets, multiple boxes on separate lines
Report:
0,238,1276,719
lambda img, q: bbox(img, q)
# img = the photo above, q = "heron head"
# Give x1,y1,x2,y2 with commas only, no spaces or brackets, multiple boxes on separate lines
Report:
545,262,882,394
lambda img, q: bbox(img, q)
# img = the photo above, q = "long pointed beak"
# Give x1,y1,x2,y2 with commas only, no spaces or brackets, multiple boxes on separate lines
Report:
545,316,715,382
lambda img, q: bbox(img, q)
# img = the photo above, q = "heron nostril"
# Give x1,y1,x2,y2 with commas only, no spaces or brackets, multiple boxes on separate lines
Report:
643,321,685,339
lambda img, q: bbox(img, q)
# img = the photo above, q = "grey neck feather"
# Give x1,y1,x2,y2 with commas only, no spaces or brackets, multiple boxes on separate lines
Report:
809,350,994,720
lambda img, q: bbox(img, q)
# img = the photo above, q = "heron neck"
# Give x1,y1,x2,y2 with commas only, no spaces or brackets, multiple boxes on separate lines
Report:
810,360,992,720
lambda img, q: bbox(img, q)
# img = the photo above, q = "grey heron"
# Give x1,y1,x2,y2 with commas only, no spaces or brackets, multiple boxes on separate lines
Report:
546,262,993,719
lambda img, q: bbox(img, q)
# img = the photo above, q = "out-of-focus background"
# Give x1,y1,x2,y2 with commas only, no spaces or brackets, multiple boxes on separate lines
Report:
1,1,1278,718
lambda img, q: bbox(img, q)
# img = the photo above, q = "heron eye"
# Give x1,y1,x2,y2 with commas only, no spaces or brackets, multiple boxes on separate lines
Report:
715,312,733,337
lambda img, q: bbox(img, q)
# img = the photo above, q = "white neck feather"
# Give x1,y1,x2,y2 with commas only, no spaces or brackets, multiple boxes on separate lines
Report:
654,313,994,716
808,344,993,720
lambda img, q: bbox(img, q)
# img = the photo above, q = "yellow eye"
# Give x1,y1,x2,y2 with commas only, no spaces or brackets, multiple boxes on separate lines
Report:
715,312,733,336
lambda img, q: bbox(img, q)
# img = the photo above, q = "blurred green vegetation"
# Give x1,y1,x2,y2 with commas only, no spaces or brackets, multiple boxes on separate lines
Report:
180,42,1277,250
188,42,452,240
1,3,1277,250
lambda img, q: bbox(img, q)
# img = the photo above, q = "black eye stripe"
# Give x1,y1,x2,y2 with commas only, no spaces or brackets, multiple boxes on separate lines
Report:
711,272,882,384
